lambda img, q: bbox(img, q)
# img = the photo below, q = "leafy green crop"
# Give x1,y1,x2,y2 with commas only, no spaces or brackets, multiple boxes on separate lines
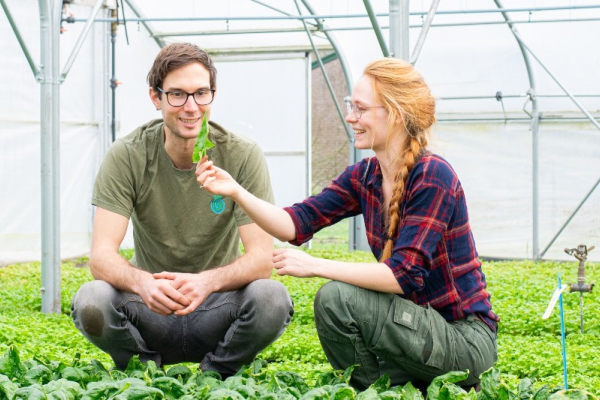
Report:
192,113,214,162
1,346,597,399
1,225,599,396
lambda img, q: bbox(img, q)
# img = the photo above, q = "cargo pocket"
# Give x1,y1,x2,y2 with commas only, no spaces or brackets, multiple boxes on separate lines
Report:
422,305,447,370
372,298,445,370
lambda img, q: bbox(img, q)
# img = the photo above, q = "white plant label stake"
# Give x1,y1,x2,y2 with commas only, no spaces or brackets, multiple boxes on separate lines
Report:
542,273,569,390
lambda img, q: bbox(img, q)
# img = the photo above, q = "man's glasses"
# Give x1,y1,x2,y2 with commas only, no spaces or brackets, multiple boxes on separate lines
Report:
346,103,384,119
157,87,215,107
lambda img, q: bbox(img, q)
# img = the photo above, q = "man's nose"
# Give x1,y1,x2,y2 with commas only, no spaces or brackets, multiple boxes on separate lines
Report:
183,94,198,111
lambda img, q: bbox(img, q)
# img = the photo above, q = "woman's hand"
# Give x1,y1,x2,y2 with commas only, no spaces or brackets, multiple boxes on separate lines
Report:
196,157,240,198
272,248,320,278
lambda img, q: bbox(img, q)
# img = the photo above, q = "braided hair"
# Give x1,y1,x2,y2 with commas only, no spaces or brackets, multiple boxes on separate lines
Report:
362,59,436,261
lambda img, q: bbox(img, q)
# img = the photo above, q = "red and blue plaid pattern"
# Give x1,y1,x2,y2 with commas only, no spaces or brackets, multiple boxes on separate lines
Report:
284,153,499,331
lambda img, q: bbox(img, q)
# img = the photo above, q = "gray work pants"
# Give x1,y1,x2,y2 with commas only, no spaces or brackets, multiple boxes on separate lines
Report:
314,281,497,390
71,279,294,375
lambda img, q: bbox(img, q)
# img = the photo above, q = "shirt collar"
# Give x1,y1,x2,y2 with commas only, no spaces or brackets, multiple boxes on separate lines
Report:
365,157,382,189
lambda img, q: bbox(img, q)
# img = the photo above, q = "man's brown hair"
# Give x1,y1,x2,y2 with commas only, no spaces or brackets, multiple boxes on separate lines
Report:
147,43,217,96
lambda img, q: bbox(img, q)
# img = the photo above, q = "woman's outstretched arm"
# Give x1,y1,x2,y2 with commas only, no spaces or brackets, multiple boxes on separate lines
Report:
196,159,297,242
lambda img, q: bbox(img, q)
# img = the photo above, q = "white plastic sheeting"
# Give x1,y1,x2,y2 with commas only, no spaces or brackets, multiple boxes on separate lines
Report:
433,122,600,261
1,0,599,264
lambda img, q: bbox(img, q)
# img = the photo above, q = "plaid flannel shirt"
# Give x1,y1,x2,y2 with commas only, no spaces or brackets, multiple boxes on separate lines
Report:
284,153,499,331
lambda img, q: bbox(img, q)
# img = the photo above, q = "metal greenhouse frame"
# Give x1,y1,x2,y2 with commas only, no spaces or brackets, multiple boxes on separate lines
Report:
1,0,599,313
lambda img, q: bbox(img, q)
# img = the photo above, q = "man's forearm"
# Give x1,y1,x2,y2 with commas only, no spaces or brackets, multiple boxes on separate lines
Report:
89,249,151,294
201,249,273,294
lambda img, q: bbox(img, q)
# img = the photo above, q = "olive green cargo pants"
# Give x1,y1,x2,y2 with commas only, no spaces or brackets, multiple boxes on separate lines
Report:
314,281,497,390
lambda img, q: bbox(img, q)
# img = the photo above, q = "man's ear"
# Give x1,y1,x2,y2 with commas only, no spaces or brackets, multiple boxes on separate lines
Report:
149,87,160,110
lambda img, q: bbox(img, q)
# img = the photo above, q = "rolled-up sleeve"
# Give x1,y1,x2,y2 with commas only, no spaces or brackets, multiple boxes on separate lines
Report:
284,165,363,246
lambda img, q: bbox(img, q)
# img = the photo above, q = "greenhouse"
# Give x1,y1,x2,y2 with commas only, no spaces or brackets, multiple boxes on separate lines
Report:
1,0,599,397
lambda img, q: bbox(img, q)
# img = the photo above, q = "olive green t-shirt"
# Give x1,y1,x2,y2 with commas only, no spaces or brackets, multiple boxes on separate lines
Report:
92,119,274,273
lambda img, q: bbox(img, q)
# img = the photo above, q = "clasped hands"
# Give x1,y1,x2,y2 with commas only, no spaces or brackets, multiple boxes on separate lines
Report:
140,271,211,317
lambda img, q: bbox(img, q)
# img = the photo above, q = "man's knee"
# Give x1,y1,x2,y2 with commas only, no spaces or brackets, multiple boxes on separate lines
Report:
245,280,293,329
71,280,118,337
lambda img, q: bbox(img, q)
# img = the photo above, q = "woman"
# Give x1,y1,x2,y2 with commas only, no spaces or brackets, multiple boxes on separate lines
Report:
196,58,498,390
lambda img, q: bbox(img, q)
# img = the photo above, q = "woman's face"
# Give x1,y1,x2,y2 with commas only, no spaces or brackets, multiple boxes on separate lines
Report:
345,74,392,154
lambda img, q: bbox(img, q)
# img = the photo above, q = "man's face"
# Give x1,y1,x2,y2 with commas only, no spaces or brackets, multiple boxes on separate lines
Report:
150,62,213,141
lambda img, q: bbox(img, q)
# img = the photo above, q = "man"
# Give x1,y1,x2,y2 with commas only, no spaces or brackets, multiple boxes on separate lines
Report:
71,43,294,378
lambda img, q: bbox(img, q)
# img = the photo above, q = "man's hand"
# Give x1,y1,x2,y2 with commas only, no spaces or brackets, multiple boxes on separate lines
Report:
153,271,214,316
138,275,192,316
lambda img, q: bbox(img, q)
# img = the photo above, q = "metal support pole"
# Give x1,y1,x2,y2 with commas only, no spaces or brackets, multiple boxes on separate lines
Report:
293,0,351,142
305,52,312,249
300,0,362,252
60,0,104,82
110,8,118,142
494,0,539,260
410,0,441,65
39,0,61,314
362,0,389,57
530,91,540,261
389,0,409,59
1,0,39,77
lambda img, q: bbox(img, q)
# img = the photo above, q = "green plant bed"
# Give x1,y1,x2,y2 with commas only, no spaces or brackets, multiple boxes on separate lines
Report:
1,230,598,396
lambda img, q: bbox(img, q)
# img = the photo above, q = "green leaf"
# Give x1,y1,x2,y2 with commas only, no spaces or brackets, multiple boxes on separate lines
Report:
43,378,82,400
83,360,111,382
0,374,18,400
517,378,534,399
427,370,469,400
81,381,122,399
369,373,390,393
498,382,518,400
192,113,214,162
438,383,472,400
275,371,310,395
60,366,90,386
329,383,356,399
111,385,164,400
13,384,46,400
123,356,146,379
300,387,330,399
192,371,223,390
532,385,551,400
205,388,246,399
165,364,191,383
478,368,501,399
548,389,599,399
341,366,357,385
151,376,185,399
401,382,425,400
0,345,25,380
379,390,402,400
23,364,53,386
356,388,379,399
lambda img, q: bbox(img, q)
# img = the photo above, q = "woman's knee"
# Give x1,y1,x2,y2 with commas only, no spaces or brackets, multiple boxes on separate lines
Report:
314,281,354,316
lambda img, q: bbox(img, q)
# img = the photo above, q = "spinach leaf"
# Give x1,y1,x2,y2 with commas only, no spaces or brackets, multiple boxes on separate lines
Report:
192,113,214,162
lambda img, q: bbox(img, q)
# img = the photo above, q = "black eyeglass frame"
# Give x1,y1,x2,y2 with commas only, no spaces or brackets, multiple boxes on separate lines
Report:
157,87,216,107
